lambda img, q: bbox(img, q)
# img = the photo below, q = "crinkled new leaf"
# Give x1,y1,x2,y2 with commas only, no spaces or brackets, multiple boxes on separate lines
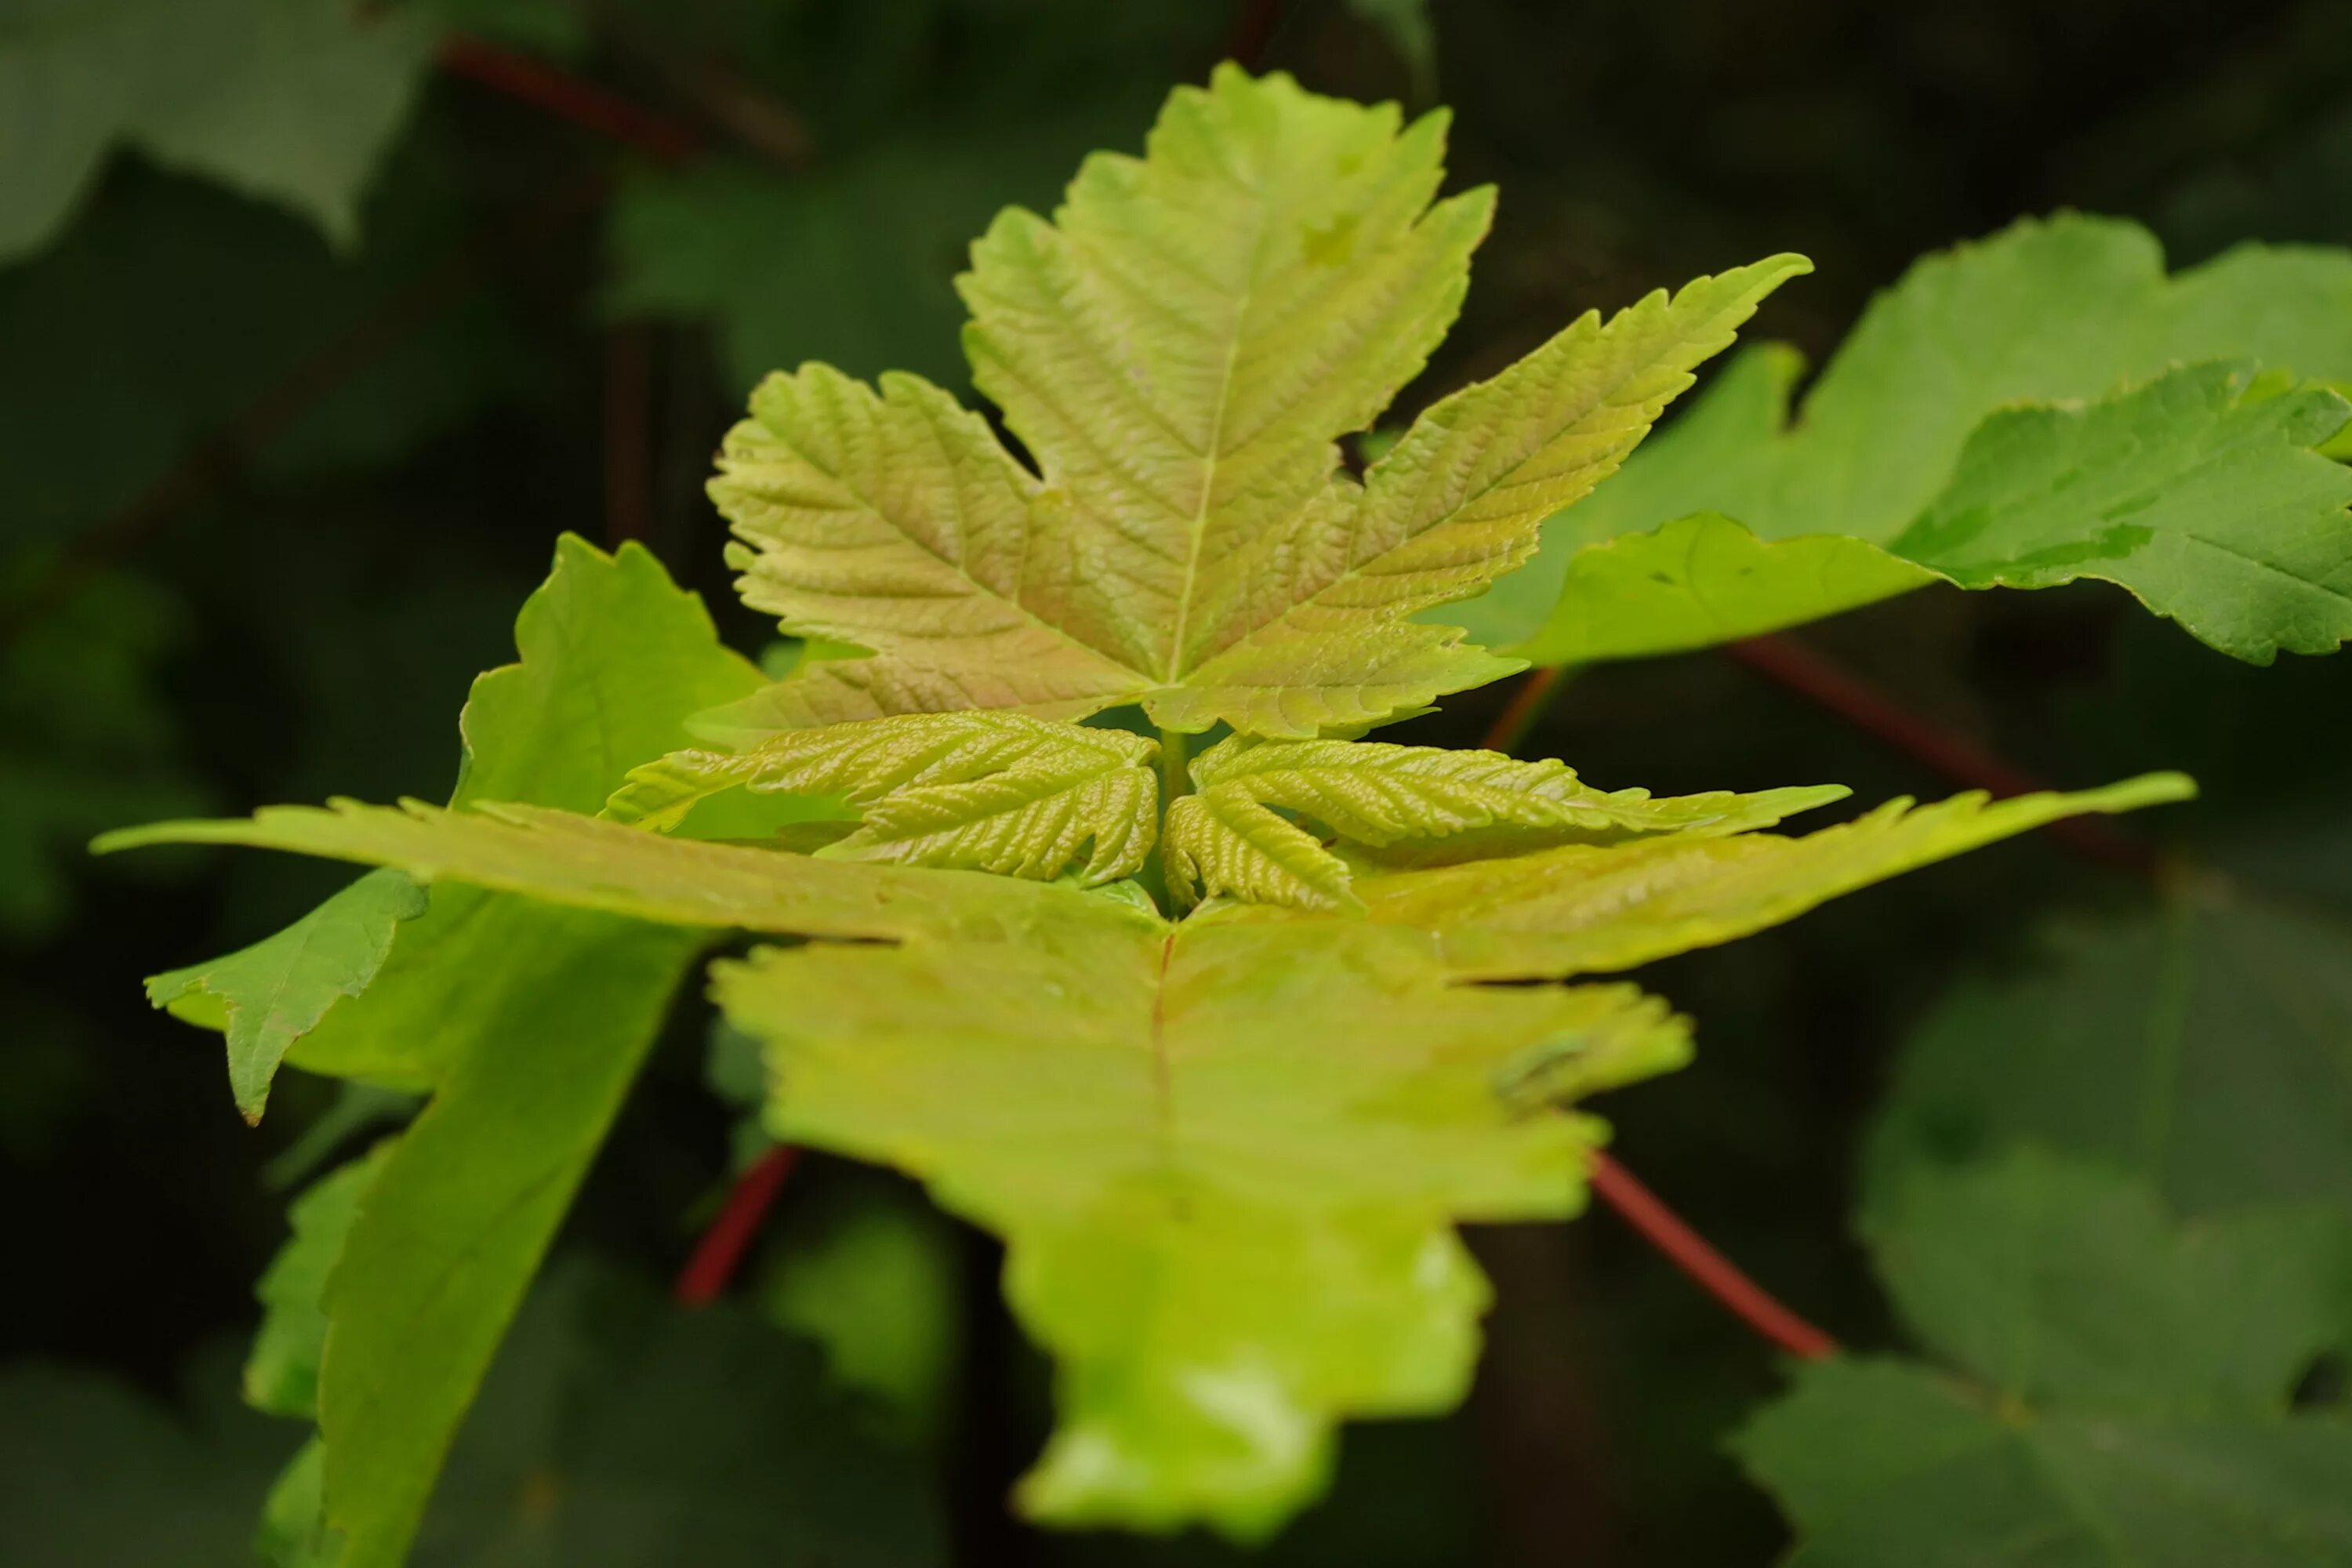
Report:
608,711,1159,885
1162,733,1849,910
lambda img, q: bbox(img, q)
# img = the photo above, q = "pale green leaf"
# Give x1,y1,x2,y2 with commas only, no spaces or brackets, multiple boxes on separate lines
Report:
1734,1152,2352,1566
1337,776,2194,979
0,0,430,263
101,799,1109,946
1474,216,2352,665
1163,732,1847,910
145,869,426,1123
712,67,1800,739
609,711,1160,885
1465,510,1939,665
245,1149,387,1422
714,907,1692,1537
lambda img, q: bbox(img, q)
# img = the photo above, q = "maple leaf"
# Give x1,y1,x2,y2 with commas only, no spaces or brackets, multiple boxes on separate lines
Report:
707,65,1806,741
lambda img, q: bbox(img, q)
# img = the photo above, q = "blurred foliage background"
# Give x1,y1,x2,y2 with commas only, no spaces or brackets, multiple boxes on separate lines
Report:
7,0,2352,1562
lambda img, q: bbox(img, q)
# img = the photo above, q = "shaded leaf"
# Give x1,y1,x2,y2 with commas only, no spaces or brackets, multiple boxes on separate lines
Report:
1735,1152,2352,1566
0,0,430,262
147,869,426,1122
1867,877,2352,1218
0,1355,296,1567
609,710,1160,885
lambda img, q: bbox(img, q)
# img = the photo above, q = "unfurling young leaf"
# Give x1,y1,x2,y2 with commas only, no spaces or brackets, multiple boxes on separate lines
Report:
1162,733,1848,910
608,711,1160,885
708,64,1807,741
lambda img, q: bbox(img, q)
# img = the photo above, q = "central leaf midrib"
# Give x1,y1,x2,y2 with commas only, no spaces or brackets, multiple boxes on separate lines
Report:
1163,179,1278,684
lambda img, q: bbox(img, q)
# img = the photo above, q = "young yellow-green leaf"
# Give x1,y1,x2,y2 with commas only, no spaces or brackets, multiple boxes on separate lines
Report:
713,909,1691,1537
0,0,431,263
711,66,1802,739
103,799,1104,946
1463,216,2352,664
144,869,426,1123
1162,733,1846,910
1152,252,1813,735
710,365,1153,728
1341,776,2194,979
609,712,1160,885
1734,1152,2352,1566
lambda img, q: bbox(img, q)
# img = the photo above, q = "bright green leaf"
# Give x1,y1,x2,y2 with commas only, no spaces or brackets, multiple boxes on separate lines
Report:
0,0,430,262
1735,1152,2352,1566
715,907,1692,1536
111,537,772,1568
246,1149,387,1421
1470,215,2352,664
1892,361,2352,662
146,870,426,1123
1462,511,1938,665
710,66,1802,738
609,711,1160,885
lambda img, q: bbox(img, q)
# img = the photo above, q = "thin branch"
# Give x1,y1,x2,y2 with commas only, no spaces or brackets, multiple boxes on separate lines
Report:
675,1144,800,1307
1480,664,1570,755
436,34,702,163
1587,1151,1838,1362
1726,633,2159,875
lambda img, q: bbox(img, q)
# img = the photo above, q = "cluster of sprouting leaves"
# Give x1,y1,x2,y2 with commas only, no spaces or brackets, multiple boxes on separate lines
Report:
93,64,2352,1567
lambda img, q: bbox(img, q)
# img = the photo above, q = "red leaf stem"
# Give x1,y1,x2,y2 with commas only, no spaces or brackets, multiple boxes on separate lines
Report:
1587,1151,1838,1362
435,35,702,165
1726,633,2158,875
674,1145,800,1307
